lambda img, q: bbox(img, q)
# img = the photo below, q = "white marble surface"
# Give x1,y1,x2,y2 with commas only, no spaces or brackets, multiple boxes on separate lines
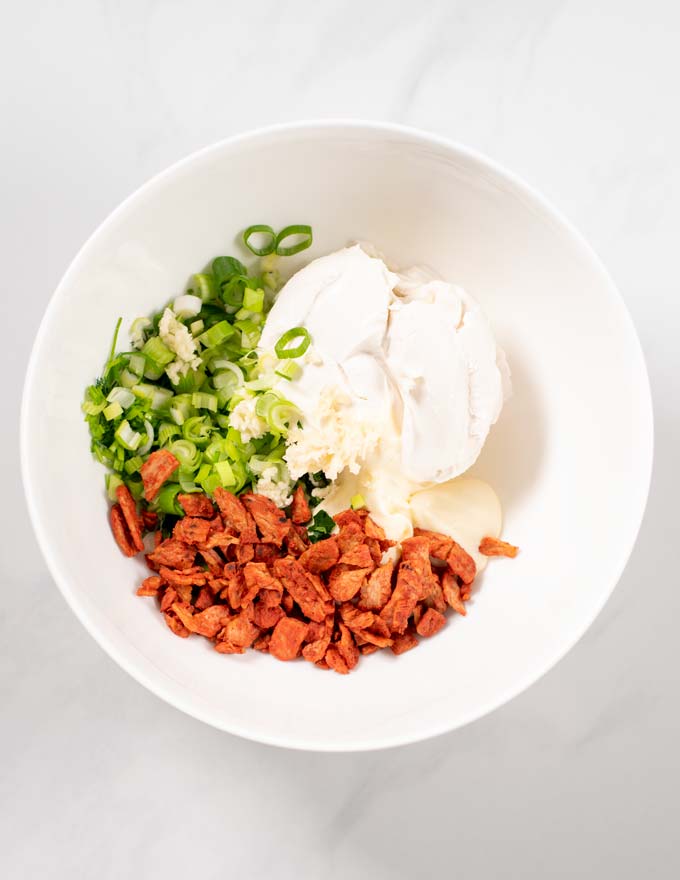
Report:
2,1,679,877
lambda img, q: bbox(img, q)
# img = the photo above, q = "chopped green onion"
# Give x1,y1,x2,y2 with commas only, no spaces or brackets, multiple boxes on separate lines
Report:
182,415,212,447
169,395,195,425
350,494,366,510
168,439,201,471
124,455,144,475
106,386,135,410
267,400,300,434
142,358,165,381
243,224,276,256
275,327,311,359
192,391,218,412
215,459,235,486
212,256,247,287
193,273,217,302
234,318,261,349
190,319,204,336
103,401,123,421
213,362,244,390
108,317,123,363
275,361,301,381
173,368,205,394
200,473,222,496
128,353,145,376
173,294,202,318
178,474,200,493
114,419,142,451
155,483,183,515
119,368,140,389
158,422,181,446
254,391,279,420
275,224,313,256
129,318,150,349
221,277,246,308
198,320,235,348
137,419,155,455
142,336,174,366
82,398,105,417
105,472,124,501
243,287,265,312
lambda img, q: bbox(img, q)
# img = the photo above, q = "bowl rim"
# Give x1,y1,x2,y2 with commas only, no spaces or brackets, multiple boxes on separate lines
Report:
20,119,654,751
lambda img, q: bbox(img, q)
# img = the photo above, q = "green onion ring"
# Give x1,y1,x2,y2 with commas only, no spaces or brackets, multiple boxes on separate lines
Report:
243,224,276,256
275,224,313,256
274,327,311,359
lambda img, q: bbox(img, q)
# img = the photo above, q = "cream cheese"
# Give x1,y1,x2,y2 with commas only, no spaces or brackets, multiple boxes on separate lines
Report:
257,244,509,546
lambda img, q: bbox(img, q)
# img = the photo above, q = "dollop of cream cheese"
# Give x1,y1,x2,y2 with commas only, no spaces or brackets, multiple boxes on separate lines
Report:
258,244,510,553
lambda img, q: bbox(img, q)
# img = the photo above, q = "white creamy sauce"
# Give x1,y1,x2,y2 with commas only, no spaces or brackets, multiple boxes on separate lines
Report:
258,244,509,547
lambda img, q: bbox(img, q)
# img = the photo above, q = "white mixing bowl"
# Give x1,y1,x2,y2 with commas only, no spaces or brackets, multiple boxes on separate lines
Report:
21,122,653,750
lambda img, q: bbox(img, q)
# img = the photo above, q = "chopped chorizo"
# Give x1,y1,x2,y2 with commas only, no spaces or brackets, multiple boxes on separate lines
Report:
147,538,196,571
173,516,211,545
328,567,370,603
479,536,519,558
299,536,340,574
358,562,394,611
241,493,290,545
446,541,476,585
290,485,311,524
177,492,215,518
269,617,308,661
213,488,258,542
416,608,447,637
136,575,162,597
140,449,180,502
390,631,419,655
115,485,144,553
110,504,137,557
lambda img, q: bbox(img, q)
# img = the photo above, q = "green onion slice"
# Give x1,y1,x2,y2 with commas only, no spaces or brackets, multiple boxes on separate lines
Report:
275,224,313,256
243,225,276,257
274,327,311,359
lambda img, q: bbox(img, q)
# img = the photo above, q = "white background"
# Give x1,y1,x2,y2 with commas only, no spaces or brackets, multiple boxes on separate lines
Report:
2,1,679,877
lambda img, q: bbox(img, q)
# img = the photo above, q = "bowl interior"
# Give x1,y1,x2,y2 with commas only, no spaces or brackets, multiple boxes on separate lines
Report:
22,124,652,750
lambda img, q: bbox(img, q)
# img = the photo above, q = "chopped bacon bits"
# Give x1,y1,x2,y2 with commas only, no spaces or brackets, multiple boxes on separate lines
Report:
113,475,516,672
140,449,180,502
479,536,519,558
